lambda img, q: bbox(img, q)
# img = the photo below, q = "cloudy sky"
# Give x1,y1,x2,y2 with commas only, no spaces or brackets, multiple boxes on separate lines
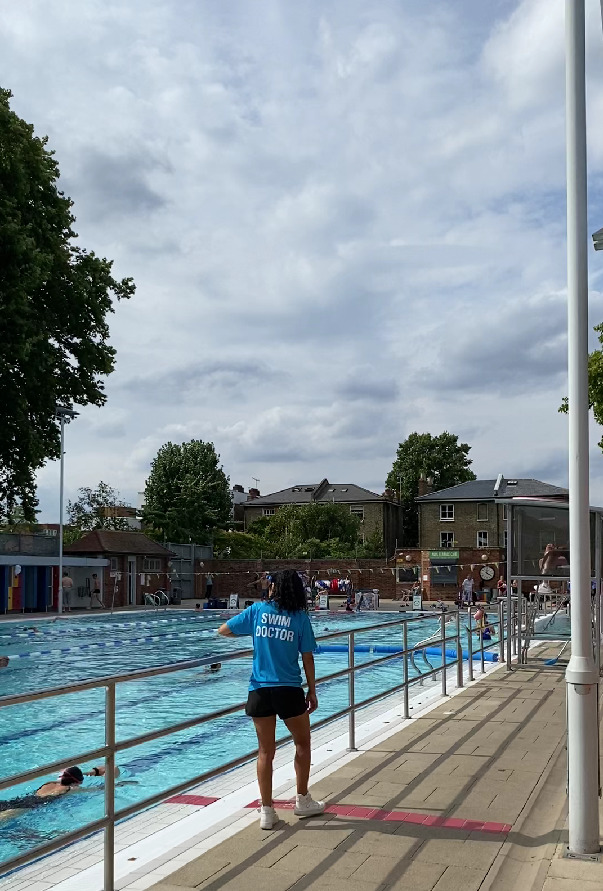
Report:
4,0,603,518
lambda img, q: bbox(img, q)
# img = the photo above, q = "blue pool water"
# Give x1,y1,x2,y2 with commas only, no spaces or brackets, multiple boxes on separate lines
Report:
0,610,455,867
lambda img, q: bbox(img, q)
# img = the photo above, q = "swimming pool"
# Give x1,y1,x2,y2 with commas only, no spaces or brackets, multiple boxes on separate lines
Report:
0,609,457,867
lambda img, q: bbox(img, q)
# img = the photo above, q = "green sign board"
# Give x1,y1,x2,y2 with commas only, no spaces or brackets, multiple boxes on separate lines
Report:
429,550,459,560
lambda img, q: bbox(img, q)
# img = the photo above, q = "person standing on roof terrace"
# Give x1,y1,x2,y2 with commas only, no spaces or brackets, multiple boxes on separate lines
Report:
218,569,324,830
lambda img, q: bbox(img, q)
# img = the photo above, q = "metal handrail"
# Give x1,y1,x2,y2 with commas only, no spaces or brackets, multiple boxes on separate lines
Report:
0,610,469,887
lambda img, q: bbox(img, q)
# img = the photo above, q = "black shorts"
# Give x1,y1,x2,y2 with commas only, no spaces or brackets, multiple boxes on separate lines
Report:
245,686,307,720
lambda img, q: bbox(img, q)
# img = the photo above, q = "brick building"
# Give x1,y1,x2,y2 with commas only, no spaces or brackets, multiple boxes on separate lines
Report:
65,530,173,608
402,476,569,600
242,478,403,557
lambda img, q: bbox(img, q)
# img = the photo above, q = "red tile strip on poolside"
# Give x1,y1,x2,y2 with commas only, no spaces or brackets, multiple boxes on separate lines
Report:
245,800,511,834
166,794,220,806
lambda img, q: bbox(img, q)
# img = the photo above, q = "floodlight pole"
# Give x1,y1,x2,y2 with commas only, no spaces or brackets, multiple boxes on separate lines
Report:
55,405,78,616
58,414,65,616
565,0,600,856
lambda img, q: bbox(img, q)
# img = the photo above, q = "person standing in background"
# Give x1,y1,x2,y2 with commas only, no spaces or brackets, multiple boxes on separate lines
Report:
205,572,214,599
61,571,73,611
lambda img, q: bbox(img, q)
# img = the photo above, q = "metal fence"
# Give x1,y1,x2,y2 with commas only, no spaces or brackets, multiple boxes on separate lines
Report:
0,606,504,890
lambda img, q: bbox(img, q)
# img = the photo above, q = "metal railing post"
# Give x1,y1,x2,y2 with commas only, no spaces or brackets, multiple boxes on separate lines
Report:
347,631,356,751
498,598,505,665
480,612,485,675
403,621,410,718
440,611,447,696
104,683,116,891
467,607,474,682
456,607,463,688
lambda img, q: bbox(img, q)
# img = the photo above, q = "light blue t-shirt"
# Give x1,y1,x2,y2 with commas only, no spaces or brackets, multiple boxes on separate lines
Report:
226,602,316,691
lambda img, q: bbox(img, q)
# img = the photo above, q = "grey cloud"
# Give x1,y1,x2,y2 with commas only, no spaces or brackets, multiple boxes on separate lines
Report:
338,372,399,403
121,361,282,404
68,149,168,221
416,294,569,396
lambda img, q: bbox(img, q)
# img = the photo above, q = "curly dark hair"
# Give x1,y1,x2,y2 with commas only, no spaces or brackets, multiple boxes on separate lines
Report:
270,569,307,613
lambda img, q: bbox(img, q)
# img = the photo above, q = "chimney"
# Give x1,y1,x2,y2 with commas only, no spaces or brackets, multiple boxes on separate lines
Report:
233,484,244,493
248,488,260,499
383,488,395,500
417,474,433,497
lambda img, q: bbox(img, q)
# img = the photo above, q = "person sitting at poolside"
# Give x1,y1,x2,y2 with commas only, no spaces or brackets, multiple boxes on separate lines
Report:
0,766,84,819
195,603,202,611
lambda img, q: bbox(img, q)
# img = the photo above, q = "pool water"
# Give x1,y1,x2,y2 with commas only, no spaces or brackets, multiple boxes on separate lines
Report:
0,610,454,866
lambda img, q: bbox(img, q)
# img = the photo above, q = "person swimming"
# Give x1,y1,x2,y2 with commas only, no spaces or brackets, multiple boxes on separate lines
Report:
0,766,84,818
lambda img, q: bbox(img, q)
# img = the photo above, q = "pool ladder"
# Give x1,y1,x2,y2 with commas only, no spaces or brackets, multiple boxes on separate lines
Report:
143,591,169,610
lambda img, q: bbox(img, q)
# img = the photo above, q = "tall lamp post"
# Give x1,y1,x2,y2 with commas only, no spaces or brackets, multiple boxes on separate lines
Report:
564,0,600,857
55,405,78,614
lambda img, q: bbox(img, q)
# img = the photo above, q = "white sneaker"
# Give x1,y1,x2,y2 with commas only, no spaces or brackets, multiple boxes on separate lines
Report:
259,805,278,830
294,792,325,817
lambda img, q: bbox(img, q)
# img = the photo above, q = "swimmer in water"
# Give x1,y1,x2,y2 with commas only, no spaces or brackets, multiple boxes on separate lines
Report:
0,766,84,820
0,656,9,668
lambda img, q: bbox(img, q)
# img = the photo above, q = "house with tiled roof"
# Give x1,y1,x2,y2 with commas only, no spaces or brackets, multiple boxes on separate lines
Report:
243,478,403,556
65,531,174,608
416,476,568,551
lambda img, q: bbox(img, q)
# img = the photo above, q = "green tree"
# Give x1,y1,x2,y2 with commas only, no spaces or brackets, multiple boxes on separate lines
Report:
247,503,361,558
0,89,135,521
67,481,132,532
386,432,476,546
143,440,231,543
559,322,603,447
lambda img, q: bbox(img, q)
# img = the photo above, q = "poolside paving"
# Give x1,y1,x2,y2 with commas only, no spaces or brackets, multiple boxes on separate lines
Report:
146,643,603,891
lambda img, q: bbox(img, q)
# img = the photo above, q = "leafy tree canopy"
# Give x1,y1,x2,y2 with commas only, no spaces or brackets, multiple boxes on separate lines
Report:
386,431,476,546
245,502,373,559
143,440,231,544
0,88,135,521
559,322,603,448
67,481,132,532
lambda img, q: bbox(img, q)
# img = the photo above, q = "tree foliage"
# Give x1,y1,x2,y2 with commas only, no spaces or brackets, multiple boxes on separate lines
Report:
67,481,132,532
0,88,135,521
559,322,603,449
246,502,364,559
143,440,231,544
386,431,476,546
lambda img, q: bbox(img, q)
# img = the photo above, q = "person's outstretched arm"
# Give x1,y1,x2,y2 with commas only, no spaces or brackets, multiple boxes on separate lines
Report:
301,652,317,712
218,623,234,636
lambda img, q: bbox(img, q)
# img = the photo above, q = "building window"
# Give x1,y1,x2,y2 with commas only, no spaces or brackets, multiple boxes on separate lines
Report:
477,503,488,521
503,530,508,549
397,566,418,583
503,504,508,520
263,508,275,516
440,504,454,521
350,507,364,522
477,531,489,548
143,558,161,572
110,557,119,571
440,531,454,548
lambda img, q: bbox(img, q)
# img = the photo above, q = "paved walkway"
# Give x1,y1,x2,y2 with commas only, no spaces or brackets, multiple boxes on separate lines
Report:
147,643,603,891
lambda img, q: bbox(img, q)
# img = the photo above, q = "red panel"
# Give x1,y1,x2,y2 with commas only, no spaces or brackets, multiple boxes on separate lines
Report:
166,794,219,806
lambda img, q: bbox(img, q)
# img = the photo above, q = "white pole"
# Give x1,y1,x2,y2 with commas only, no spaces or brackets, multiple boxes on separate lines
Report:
565,0,600,856
58,415,65,616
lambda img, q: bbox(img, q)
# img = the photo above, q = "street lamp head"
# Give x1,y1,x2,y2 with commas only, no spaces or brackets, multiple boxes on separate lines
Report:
55,404,79,422
592,227,603,251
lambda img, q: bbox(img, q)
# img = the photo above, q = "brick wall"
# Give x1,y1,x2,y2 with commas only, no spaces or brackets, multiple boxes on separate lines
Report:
196,558,398,600
419,502,504,550
396,547,505,601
